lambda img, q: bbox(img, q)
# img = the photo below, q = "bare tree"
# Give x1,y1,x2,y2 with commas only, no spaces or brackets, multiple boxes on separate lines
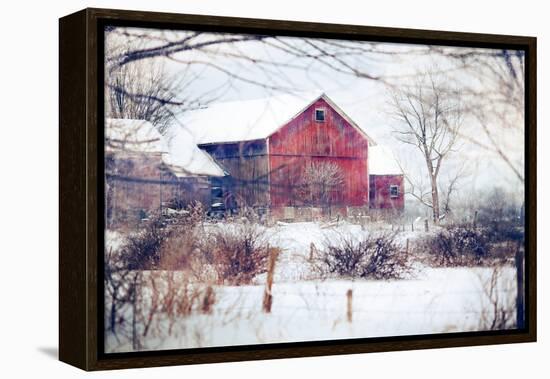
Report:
427,48,525,182
439,162,468,218
300,161,344,211
106,59,188,135
389,72,463,223
105,28,224,135
104,28,411,106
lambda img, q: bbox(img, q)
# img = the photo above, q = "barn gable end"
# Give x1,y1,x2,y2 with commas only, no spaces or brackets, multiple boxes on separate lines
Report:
268,96,370,213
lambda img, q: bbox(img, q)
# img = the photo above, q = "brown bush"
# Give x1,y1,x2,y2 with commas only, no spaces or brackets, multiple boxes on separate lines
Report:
422,225,489,267
202,223,270,285
118,202,208,270
120,213,168,270
157,224,203,271
317,233,411,280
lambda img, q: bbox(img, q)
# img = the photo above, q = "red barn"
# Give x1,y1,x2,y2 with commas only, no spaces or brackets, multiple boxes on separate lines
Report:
368,146,405,211
182,93,403,219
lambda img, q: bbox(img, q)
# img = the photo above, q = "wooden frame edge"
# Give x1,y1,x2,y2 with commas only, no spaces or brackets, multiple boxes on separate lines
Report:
58,8,537,371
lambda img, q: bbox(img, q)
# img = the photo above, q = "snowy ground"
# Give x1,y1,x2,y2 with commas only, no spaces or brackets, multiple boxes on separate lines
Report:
258,220,429,282
105,221,517,353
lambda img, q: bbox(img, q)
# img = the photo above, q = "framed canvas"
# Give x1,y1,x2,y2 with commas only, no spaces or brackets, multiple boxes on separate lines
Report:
59,8,537,371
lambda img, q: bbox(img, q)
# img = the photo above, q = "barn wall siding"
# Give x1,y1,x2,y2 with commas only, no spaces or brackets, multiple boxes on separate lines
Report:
268,98,369,208
200,140,270,207
105,153,211,225
369,175,405,210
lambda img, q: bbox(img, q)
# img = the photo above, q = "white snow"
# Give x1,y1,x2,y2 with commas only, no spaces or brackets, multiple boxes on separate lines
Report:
177,92,318,144
369,145,402,175
105,266,516,353
105,221,516,353
106,118,226,177
177,92,375,144
163,126,226,177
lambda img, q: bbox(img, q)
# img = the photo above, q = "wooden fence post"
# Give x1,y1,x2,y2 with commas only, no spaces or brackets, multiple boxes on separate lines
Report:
263,246,279,313
201,286,215,314
309,242,317,262
406,239,410,255
515,244,525,329
424,219,429,232
346,289,353,323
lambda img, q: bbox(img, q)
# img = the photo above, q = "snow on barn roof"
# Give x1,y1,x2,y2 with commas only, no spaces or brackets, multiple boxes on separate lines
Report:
164,126,227,177
369,145,402,175
106,118,225,178
177,92,376,145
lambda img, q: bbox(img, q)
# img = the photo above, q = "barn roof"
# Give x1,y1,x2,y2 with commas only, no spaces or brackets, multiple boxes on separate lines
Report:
369,146,402,176
106,118,226,178
177,93,376,145
164,126,227,177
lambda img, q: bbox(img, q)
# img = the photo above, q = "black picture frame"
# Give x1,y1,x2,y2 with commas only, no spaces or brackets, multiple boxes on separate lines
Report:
59,8,537,371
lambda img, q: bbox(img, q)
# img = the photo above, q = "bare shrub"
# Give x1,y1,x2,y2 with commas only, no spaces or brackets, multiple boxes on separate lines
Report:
185,201,208,225
120,213,169,270
119,202,209,270
104,268,216,351
477,265,516,330
317,233,411,280
104,248,132,335
202,223,270,285
421,221,522,267
477,190,524,245
481,213,524,247
157,223,204,272
422,224,490,267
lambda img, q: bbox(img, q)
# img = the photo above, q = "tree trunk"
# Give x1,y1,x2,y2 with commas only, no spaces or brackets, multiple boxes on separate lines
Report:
424,151,440,224
430,174,440,224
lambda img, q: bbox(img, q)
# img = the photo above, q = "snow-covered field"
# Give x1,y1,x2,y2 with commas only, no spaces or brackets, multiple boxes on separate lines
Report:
105,221,517,353
257,220,427,282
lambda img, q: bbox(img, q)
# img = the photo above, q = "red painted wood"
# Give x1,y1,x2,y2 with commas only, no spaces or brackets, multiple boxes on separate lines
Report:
369,175,404,210
268,98,370,207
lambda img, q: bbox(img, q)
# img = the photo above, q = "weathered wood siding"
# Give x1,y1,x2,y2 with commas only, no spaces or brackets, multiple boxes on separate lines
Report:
105,152,212,225
369,174,405,210
268,97,369,208
199,140,270,208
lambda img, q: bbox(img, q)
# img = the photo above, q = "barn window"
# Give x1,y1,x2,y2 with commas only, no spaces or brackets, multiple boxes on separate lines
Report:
315,108,325,122
389,185,399,198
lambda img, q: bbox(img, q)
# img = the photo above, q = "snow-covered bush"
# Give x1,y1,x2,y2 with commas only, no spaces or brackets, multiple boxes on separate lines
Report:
317,233,410,280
